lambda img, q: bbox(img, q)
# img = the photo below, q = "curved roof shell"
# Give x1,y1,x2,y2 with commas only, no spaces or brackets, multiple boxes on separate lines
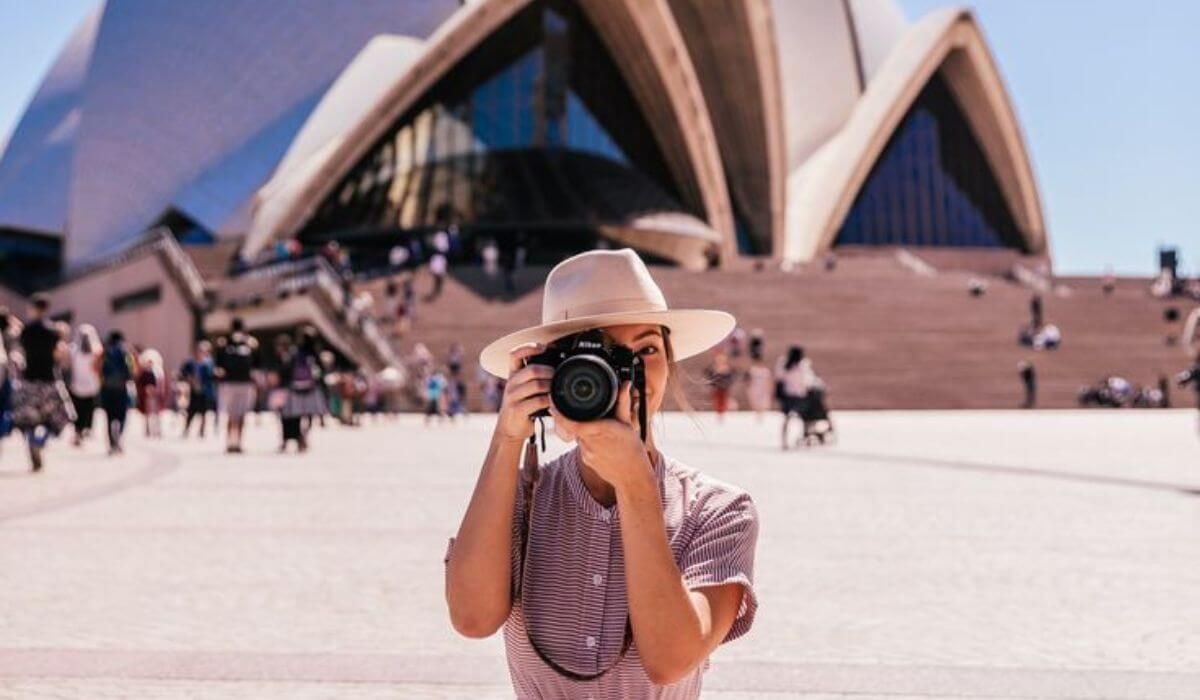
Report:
1,0,1046,269
0,5,101,236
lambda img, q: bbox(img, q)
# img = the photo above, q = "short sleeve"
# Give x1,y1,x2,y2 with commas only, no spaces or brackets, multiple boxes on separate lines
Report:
680,492,759,644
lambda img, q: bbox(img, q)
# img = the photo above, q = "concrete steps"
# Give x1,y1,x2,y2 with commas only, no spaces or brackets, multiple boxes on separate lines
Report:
364,256,1194,411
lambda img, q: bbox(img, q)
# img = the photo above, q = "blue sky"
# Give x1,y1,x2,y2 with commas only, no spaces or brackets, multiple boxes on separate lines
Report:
1,1,1197,275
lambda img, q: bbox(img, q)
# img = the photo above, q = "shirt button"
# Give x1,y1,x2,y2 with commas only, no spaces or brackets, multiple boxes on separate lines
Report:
592,574,603,587
585,636,597,648
599,511,611,522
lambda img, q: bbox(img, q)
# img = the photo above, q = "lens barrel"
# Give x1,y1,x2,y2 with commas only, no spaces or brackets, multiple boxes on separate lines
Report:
551,355,618,421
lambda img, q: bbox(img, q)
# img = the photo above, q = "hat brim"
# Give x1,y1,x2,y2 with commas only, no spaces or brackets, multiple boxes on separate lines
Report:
479,308,736,378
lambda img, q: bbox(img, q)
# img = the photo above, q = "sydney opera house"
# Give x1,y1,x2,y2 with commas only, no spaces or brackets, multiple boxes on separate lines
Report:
10,0,1167,410
0,0,1045,274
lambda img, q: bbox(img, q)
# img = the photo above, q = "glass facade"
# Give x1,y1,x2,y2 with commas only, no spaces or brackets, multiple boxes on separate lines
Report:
299,0,690,261
835,73,1025,250
0,229,61,292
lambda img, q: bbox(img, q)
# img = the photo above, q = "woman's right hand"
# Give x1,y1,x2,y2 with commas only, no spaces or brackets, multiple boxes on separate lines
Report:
495,343,553,442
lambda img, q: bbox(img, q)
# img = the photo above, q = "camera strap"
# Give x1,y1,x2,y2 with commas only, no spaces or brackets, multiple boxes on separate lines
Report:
518,437,633,681
635,359,648,442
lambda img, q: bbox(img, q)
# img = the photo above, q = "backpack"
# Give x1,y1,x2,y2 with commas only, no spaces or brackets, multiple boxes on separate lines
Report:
290,354,317,392
102,347,132,389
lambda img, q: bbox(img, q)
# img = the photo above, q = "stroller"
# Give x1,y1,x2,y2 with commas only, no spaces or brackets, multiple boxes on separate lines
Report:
798,386,835,446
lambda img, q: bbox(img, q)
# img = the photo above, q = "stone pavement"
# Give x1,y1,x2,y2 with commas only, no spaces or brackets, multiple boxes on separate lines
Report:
1,409,1198,699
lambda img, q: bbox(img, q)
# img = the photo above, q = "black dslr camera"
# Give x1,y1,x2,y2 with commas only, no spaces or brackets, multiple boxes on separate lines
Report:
527,329,647,436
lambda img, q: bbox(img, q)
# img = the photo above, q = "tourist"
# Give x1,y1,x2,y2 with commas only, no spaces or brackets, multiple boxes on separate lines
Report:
68,324,103,446
425,368,448,425
11,295,73,471
216,318,258,453
726,326,747,362
388,244,410,271
1176,352,1200,434
481,239,499,277
704,351,736,422
402,276,417,321
280,326,326,452
445,374,466,421
776,345,819,450
429,251,448,300
477,364,503,413
136,349,167,438
748,328,765,362
447,342,464,378
180,341,217,438
0,327,9,450
99,330,136,455
1030,294,1044,329
745,356,773,421
1018,360,1037,409
445,249,757,694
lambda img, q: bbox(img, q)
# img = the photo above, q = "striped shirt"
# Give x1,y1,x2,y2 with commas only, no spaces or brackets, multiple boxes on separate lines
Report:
496,447,759,698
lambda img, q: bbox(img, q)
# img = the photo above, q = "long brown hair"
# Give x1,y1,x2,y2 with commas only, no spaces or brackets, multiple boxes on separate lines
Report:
662,326,693,413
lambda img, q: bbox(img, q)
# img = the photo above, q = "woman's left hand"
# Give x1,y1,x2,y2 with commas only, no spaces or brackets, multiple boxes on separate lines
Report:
551,382,652,492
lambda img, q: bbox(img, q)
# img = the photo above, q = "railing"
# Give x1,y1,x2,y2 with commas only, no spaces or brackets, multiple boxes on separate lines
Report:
214,254,401,372
59,227,208,308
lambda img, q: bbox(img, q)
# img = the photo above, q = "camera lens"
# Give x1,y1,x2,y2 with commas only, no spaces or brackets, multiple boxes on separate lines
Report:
552,355,618,421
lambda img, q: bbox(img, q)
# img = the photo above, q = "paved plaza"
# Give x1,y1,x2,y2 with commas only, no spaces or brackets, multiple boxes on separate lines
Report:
1,409,1198,699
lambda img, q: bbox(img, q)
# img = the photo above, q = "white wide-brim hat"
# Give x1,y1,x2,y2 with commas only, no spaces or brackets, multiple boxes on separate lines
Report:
479,248,735,378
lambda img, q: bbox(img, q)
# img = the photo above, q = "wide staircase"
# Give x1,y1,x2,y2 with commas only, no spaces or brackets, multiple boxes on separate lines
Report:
373,251,1195,411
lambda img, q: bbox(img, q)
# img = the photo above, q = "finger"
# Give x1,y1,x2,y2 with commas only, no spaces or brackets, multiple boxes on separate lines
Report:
508,364,554,386
514,393,551,416
508,343,545,375
614,381,633,426
508,378,552,403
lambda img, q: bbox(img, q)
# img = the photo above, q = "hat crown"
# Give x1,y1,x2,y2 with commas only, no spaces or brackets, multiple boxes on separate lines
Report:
542,249,667,324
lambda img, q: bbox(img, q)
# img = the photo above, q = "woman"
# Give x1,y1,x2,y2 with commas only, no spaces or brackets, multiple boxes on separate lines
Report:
445,249,758,697
704,351,736,422
775,345,818,450
136,348,167,438
279,326,325,452
69,324,103,446
744,356,773,421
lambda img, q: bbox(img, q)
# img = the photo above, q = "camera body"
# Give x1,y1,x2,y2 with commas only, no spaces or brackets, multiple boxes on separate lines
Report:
527,329,644,422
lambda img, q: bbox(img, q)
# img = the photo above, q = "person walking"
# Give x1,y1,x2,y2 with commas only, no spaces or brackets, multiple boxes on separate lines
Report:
446,249,758,697
99,330,136,455
1030,293,1044,329
136,349,167,438
745,357,773,421
0,327,10,451
704,352,736,422
428,251,448,301
216,318,258,453
1018,360,1037,409
424,368,448,425
10,295,74,471
68,324,103,446
180,341,217,438
279,326,326,452
776,345,819,450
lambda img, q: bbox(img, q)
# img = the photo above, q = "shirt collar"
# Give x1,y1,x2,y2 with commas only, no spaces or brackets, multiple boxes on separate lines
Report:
564,445,667,521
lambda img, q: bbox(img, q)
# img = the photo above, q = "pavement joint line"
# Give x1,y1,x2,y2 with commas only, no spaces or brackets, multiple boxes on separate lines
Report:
0,650,1196,699
790,448,1200,499
0,445,182,525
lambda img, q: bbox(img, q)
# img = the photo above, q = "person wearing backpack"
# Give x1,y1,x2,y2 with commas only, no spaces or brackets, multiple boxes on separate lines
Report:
99,330,136,455
279,326,325,452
